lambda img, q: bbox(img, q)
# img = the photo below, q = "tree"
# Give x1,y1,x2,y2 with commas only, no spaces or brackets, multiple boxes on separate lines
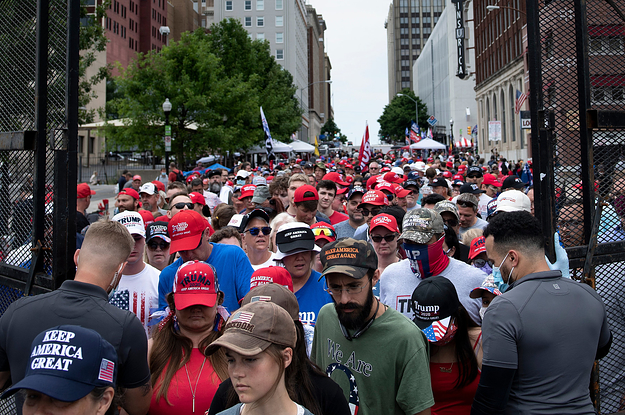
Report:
106,19,301,164
377,89,428,144
320,117,348,143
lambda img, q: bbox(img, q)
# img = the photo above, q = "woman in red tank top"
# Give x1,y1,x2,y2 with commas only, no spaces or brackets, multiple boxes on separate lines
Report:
411,276,483,415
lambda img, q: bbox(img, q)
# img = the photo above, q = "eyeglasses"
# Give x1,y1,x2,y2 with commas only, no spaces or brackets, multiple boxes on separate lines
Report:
443,218,458,227
325,279,370,296
244,226,272,236
370,233,398,243
359,208,382,217
147,240,170,250
171,202,193,210
472,258,493,268
312,227,336,238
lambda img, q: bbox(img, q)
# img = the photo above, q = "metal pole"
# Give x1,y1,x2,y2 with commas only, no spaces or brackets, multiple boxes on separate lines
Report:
165,112,170,174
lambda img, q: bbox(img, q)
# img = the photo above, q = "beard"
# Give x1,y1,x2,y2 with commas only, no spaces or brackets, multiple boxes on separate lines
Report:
335,286,375,330
209,182,221,193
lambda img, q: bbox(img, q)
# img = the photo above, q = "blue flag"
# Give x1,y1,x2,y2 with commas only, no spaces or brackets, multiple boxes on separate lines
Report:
260,107,275,161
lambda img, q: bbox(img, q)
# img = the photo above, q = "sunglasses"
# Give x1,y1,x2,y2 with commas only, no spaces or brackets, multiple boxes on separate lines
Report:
472,258,493,268
312,227,336,238
171,202,193,210
147,240,170,250
245,226,272,236
370,233,398,243
360,208,382,217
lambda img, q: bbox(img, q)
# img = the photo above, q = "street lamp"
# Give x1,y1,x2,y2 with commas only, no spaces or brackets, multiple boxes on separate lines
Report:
486,4,526,14
396,93,419,125
450,119,454,149
299,80,332,142
162,98,172,174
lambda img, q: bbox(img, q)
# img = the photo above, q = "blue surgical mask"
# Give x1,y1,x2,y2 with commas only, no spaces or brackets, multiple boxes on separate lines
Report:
236,179,246,186
492,252,514,293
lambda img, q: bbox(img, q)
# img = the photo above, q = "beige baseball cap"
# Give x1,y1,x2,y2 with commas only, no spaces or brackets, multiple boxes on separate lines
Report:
241,283,299,321
205,301,296,356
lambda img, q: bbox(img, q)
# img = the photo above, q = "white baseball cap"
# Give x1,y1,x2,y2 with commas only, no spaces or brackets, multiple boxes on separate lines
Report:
391,166,404,175
496,190,531,213
112,211,146,238
139,183,157,195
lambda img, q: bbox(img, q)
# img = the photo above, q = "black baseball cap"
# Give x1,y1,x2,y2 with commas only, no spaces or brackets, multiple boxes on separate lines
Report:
403,180,420,190
411,276,460,330
502,175,527,189
320,238,378,280
275,222,320,260
459,183,485,194
207,170,221,178
146,221,171,243
240,208,271,231
466,166,483,178
347,186,366,200
430,178,449,188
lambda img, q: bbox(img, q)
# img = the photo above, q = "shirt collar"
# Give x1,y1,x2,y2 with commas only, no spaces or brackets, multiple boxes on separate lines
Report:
510,270,562,289
60,280,108,300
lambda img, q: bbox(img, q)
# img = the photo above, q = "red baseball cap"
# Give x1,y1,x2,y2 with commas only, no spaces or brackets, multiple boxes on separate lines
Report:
132,175,142,181
442,171,452,179
336,187,349,195
173,260,219,310
366,175,381,190
189,192,206,206
370,213,399,233
239,184,256,200
77,183,95,199
249,266,294,292
446,160,454,168
458,165,467,172
469,236,487,259
358,190,389,208
376,181,394,194
168,210,209,254
293,185,319,203
151,180,165,192
452,174,464,181
345,175,354,184
138,210,154,227
482,174,502,187
118,188,140,200
380,166,391,173
383,172,405,184
392,183,411,198
322,172,350,186
311,222,337,243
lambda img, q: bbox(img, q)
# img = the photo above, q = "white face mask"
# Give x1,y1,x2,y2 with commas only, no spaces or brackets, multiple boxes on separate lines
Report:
479,305,487,320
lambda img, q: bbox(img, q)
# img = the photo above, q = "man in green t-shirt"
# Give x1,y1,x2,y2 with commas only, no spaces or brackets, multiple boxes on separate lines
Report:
311,238,434,415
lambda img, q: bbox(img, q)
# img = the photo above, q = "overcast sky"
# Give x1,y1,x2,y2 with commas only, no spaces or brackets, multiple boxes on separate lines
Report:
308,0,390,145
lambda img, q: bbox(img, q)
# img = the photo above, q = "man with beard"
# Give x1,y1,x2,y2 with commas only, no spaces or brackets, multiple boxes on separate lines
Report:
207,168,232,204
139,182,166,218
311,238,434,415
115,188,140,213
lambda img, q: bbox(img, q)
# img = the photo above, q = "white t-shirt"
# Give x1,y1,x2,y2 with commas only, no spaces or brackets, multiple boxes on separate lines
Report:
251,251,277,270
380,257,486,325
109,263,160,337
451,193,491,219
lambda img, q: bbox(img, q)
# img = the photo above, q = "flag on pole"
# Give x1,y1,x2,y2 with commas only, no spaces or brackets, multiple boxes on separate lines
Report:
410,121,421,143
358,124,371,172
521,162,534,186
405,127,410,146
314,136,320,156
427,128,433,139
260,107,275,161
515,90,528,114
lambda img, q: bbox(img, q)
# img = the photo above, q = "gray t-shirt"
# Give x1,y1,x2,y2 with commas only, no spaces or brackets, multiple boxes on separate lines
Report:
459,217,488,239
379,257,485,324
334,220,358,239
217,403,314,415
482,270,611,414
353,223,369,241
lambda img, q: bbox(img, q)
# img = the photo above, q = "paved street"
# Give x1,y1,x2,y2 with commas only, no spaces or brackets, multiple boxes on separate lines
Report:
86,184,118,214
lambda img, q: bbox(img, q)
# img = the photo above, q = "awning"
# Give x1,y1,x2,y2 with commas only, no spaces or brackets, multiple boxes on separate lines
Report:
289,140,315,153
589,25,625,37
455,137,473,148
591,75,625,87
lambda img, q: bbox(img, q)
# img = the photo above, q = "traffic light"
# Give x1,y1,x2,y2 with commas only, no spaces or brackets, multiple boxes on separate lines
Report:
467,126,472,135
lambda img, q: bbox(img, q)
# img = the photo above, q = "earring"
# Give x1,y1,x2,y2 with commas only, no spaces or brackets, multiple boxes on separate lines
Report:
173,315,180,333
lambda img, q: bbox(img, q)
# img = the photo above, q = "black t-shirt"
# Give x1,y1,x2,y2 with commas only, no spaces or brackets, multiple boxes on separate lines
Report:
76,211,90,234
208,365,351,415
0,280,150,413
455,242,471,264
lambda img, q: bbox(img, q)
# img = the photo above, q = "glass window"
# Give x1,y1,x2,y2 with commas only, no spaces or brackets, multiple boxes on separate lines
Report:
225,0,232,11
257,16,264,26
245,16,251,26
257,0,264,11
257,33,265,40
245,0,251,10
276,15,283,26
276,49,284,60
276,32,283,43
276,0,283,9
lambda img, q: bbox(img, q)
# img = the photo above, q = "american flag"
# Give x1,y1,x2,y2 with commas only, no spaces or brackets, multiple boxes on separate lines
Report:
410,121,421,143
98,359,115,382
231,311,255,324
421,316,450,342
515,90,528,114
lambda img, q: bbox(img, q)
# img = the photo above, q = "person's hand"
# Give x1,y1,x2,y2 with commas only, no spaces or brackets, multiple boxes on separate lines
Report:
547,231,570,278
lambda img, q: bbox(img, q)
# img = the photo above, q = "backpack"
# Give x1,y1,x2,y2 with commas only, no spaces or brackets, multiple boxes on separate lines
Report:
174,169,185,183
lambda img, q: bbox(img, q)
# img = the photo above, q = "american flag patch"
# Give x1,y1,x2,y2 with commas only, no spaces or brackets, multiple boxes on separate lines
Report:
250,296,272,303
231,311,254,323
98,359,114,382
422,316,450,342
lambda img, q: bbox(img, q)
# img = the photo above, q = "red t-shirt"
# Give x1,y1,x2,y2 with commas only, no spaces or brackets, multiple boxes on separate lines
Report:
150,348,221,415
329,210,348,225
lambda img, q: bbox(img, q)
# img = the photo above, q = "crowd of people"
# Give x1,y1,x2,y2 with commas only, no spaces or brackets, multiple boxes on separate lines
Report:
0,150,616,415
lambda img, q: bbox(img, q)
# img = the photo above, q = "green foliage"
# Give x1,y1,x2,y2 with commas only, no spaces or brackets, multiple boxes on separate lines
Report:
107,19,301,164
320,117,347,143
79,0,111,124
377,89,428,144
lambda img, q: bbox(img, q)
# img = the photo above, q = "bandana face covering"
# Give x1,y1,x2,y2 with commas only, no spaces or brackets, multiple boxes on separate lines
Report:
404,236,450,278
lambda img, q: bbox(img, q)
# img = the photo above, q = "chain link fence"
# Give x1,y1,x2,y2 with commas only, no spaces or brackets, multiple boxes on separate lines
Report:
528,0,625,411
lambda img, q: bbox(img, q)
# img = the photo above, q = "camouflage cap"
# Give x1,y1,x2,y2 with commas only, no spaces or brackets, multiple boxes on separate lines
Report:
400,208,444,244
433,200,459,222
319,238,378,280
